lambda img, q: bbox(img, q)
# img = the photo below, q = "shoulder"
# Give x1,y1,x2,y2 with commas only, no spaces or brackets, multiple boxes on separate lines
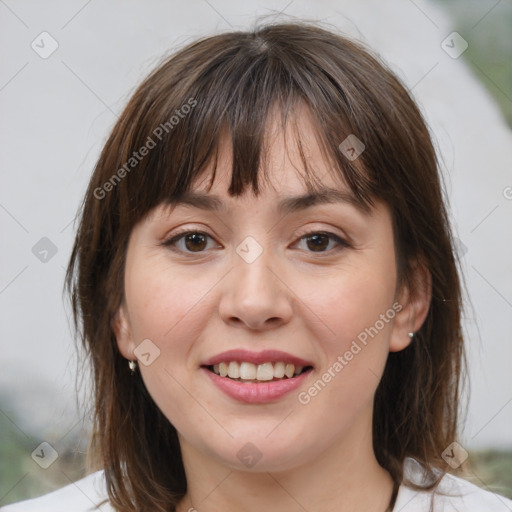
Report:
394,458,512,511
0,471,113,512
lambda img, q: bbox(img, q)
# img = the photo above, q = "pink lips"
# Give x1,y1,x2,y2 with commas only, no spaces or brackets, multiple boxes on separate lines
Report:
202,367,312,403
201,349,314,404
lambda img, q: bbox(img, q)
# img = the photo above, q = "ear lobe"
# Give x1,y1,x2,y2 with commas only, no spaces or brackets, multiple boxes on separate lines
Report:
111,304,135,360
389,260,432,353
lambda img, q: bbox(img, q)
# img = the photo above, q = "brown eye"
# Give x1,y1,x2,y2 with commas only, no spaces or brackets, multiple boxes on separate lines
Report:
295,231,349,253
305,233,330,252
182,233,208,252
163,231,217,253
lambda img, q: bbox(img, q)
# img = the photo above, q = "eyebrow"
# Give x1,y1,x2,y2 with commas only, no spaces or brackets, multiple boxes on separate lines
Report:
169,187,371,216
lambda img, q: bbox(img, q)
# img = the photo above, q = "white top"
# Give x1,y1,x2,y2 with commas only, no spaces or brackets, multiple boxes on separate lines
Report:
1,458,511,511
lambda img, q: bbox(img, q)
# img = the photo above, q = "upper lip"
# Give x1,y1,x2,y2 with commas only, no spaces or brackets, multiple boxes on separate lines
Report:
202,349,314,367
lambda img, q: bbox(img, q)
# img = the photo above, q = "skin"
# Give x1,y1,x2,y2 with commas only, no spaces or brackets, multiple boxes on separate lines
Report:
113,106,431,512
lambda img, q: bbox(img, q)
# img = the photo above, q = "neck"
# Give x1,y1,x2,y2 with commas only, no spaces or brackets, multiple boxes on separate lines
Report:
176,410,395,512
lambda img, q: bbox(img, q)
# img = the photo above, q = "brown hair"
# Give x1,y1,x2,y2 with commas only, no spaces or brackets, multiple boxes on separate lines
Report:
65,19,466,512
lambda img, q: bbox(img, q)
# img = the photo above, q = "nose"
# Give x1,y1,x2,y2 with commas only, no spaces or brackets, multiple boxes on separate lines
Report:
218,249,294,331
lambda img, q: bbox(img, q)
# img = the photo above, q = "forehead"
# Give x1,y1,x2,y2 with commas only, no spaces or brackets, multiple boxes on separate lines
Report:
191,103,349,200
145,101,376,224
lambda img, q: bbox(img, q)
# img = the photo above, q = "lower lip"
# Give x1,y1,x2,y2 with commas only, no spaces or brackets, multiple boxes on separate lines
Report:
202,367,312,403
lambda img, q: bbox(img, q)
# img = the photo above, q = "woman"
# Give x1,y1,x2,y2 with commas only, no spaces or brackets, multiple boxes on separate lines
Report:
3,20,511,512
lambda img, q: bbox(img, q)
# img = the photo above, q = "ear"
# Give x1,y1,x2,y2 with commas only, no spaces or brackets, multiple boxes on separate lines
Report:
111,303,135,360
389,259,432,352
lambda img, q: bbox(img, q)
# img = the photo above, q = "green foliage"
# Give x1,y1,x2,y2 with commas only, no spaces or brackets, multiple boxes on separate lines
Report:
0,402,87,507
434,0,512,128
465,449,512,499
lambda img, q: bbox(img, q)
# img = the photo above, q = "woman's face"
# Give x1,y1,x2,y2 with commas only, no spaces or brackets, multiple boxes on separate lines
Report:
114,110,426,472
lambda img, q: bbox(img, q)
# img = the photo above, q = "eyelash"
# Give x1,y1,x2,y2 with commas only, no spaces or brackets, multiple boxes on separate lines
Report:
161,228,350,256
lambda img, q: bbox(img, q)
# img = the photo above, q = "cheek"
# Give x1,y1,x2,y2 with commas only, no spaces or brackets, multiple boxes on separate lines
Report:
123,257,217,429
124,256,218,360
293,262,397,431
295,248,398,412
301,259,397,348
124,264,178,340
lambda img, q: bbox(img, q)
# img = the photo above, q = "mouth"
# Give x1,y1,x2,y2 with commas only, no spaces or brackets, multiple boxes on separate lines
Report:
201,348,316,402
203,361,314,383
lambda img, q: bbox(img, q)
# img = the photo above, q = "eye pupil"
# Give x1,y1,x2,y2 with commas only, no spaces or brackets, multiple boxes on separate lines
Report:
185,233,207,251
307,234,329,252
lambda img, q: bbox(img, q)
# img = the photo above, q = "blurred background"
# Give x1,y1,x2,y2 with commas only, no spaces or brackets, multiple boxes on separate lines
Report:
1,0,511,506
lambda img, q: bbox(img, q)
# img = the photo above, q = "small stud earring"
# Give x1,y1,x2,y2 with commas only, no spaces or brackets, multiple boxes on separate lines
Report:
408,332,415,339
128,360,137,374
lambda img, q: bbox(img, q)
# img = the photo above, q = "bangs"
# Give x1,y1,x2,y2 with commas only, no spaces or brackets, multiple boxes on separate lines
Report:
117,31,380,228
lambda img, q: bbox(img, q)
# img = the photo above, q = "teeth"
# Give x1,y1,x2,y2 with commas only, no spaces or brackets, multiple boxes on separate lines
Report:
219,362,228,377
274,361,285,378
256,362,274,381
210,361,309,381
239,362,257,380
228,361,240,379
285,363,295,378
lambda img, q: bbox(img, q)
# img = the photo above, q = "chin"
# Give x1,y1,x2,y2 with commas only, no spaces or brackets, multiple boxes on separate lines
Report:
197,431,313,473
